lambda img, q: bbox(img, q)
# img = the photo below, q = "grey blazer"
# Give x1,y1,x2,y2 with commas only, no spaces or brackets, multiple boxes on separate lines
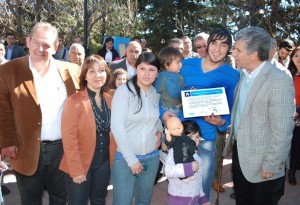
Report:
109,58,127,72
5,45,26,60
225,62,295,183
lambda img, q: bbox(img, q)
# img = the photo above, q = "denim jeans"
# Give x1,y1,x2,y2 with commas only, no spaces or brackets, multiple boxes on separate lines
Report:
198,139,216,200
0,173,3,204
112,156,159,205
65,159,110,205
15,140,67,205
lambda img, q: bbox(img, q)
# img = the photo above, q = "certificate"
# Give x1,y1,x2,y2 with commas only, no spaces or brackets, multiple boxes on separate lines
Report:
181,87,229,118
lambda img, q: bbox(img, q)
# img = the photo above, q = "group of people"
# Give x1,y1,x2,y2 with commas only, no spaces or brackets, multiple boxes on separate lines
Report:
0,21,299,205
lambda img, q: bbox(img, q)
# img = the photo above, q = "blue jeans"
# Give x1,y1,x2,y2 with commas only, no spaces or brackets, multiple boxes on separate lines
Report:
0,173,3,204
112,156,159,205
198,139,216,200
65,159,110,205
15,140,67,205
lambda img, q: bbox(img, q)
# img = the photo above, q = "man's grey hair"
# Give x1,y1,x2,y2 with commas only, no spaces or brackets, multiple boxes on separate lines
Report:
194,32,209,44
235,26,271,61
168,38,183,46
69,43,85,55
30,22,58,46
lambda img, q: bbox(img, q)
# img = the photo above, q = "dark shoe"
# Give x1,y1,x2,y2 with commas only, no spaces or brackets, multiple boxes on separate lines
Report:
288,173,297,185
230,192,236,199
1,185,10,195
212,182,225,192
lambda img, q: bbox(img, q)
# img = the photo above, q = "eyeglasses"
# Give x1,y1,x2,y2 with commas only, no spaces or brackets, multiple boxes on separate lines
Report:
196,45,207,49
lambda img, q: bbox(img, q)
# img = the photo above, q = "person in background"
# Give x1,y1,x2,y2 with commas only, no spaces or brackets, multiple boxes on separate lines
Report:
97,37,120,65
0,156,8,205
194,32,209,58
227,26,294,205
168,38,184,53
108,68,128,96
0,22,81,205
0,43,8,65
181,36,199,59
59,55,116,205
274,38,295,68
110,41,142,79
163,28,240,200
287,47,300,186
0,43,10,196
73,36,91,57
54,34,69,61
165,119,210,205
111,52,163,205
69,43,85,67
142,47,152,53
4,32,26,60
141,38,147,49
269,38,291,76
132,36,142,45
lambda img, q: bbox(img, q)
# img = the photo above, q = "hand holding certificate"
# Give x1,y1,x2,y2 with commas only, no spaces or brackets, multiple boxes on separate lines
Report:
181,87,230,118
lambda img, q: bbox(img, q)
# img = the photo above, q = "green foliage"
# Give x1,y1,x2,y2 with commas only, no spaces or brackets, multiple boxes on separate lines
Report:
0,0,299,53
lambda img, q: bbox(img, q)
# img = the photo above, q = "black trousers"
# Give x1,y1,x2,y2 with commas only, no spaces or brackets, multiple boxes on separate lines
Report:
15,140,67,205
290,127,300,171
232,141,285,205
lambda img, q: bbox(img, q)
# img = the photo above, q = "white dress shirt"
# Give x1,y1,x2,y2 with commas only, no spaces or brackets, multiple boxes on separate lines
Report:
29,57,67,141
105,49,113,63
126,59,136,79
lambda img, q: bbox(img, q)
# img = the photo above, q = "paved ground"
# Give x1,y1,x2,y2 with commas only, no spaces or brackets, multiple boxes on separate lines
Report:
2,157,300,204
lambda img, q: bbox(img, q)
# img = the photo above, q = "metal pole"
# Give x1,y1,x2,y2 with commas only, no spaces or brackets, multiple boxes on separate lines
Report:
84,0,88,48
251,0,257,26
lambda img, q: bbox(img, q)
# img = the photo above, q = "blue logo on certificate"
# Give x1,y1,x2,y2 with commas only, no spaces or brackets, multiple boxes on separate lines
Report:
184,92,191,97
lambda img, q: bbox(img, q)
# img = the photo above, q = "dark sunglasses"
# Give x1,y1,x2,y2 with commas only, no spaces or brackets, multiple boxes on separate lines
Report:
196,45,207,49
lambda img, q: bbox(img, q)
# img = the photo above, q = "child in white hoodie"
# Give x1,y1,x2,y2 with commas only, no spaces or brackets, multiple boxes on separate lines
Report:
165,120,210,205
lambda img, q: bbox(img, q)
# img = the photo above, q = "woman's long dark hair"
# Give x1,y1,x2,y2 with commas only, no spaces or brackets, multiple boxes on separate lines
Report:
126,52,160,113
103,36,114,50
288,47,300,78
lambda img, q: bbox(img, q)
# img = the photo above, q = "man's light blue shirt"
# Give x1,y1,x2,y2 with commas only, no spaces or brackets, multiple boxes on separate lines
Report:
6,46,13,60
233,62,266,138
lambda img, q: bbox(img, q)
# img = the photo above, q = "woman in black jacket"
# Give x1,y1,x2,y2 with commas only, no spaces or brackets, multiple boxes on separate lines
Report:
97,37,120,64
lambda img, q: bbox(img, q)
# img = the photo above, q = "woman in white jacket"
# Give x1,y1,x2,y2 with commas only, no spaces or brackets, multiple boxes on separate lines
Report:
111,52,163,205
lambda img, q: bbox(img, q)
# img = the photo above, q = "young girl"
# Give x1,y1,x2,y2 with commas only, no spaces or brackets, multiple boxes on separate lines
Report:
109,68,128,96
165,120,210,205
154,46,184,116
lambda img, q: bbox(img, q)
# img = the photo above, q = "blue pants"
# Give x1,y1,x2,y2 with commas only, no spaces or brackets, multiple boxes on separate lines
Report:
65,158,110,205
0,173,3,204
198,139,216,200
15,140,67,205
112,156,159,205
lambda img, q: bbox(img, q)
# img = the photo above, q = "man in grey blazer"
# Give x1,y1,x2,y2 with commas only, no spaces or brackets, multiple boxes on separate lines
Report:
5,33,26,60
228,27,295,205
109,41,142,79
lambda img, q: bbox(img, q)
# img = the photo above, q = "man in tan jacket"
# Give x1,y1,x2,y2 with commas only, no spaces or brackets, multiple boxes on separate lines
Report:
0,22,80,205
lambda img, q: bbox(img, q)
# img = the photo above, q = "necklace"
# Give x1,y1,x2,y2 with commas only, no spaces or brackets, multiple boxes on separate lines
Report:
89,95,110,132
